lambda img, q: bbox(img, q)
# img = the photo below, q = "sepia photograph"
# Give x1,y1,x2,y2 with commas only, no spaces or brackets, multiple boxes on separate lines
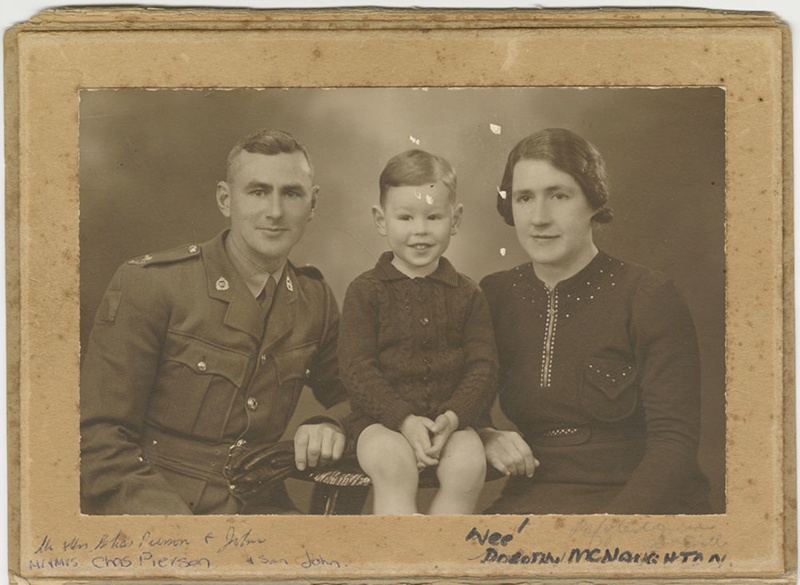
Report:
5,6,793,583
79,87,726,517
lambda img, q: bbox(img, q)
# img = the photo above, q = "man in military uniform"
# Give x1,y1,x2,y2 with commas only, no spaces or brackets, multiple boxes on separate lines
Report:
80,129,349,515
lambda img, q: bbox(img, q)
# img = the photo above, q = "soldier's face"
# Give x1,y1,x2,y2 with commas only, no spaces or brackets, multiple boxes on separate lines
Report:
216,151,318,272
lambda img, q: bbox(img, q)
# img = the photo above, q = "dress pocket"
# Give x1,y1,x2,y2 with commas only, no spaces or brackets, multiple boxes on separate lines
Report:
579,357,638,422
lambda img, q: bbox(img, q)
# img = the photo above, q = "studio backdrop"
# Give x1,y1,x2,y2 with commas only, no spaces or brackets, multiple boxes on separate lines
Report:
79,87,725,512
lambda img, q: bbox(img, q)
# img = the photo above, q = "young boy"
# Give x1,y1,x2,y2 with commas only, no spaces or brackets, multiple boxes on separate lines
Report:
339,149,498,514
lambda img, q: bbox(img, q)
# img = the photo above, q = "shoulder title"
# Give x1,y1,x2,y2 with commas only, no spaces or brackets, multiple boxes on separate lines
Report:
127,243,201,267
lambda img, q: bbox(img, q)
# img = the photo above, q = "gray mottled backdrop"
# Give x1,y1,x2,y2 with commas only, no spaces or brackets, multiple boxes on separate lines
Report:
80,88,725,512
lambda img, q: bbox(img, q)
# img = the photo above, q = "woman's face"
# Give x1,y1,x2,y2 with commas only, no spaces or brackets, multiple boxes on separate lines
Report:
511,158,597,282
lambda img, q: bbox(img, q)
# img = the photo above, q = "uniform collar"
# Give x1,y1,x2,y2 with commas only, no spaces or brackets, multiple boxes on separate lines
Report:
374,251,460,287
223,234,287,298
202,230,298,342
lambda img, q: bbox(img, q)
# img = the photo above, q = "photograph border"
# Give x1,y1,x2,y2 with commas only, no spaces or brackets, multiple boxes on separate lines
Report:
5,7,795,583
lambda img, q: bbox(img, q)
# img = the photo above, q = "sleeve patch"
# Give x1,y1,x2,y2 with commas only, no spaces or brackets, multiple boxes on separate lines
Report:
100,289,123,323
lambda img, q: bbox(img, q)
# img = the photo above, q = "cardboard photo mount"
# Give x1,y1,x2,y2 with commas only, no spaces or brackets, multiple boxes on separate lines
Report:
4,7,795,584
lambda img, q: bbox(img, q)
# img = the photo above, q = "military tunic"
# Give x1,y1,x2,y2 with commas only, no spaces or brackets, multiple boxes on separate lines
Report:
80,230,347,515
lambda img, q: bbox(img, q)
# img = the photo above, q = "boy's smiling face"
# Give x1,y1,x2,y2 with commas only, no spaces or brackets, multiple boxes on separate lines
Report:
373,180,463,278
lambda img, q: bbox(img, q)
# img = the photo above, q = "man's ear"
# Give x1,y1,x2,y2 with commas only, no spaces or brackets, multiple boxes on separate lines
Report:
372,205,388,236
450,202,464,235
216,181,232,218
308,185,319,221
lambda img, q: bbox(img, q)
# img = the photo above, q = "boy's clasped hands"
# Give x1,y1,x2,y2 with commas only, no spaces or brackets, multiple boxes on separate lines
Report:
400,410,459,469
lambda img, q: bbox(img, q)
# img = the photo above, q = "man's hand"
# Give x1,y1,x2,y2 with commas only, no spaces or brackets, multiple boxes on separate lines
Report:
399,415,439,469
293,422,345,471
478,428,539,478
427,410,459,460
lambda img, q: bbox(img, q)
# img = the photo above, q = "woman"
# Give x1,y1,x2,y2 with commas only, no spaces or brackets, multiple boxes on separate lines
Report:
479,128,710,514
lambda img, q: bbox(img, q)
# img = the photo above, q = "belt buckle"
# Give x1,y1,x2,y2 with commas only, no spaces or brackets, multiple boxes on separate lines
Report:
541,427,580,438
224,439,249,493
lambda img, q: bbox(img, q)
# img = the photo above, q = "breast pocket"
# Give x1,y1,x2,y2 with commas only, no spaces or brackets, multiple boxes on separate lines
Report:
269,342,318,428
579,357,638,422
150,331,250,436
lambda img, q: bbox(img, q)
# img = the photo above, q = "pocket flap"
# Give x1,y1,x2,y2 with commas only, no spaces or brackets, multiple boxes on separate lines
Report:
165,331,250,387
585,357,636,400
272,342,318,386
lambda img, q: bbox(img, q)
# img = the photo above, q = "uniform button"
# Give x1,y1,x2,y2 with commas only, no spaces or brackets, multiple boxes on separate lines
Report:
246,396,259,411
419,317,430,326
188,244,198,254
260,354,267,364
197,360,208,372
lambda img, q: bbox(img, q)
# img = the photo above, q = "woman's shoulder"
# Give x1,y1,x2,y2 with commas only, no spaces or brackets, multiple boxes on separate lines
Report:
609,254,674,293
603,254,690,319
480,263,532,290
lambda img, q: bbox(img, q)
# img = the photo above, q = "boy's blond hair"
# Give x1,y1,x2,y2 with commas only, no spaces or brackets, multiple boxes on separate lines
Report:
378,149,456,206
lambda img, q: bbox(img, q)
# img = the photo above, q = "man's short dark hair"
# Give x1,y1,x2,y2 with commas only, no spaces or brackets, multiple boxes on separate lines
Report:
227,129,314,182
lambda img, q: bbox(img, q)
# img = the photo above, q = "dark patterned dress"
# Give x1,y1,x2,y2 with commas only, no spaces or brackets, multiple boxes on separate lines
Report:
480,252,710,514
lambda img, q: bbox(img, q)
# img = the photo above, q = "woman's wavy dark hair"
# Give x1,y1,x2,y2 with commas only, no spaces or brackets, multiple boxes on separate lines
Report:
497,128,613,226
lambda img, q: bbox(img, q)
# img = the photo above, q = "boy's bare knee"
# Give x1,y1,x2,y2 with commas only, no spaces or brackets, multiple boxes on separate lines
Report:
357,424,418,482
445,450,487,483
438,429,487,484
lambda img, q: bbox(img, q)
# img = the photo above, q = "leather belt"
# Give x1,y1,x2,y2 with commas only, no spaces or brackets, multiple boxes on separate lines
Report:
141,425,243,485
